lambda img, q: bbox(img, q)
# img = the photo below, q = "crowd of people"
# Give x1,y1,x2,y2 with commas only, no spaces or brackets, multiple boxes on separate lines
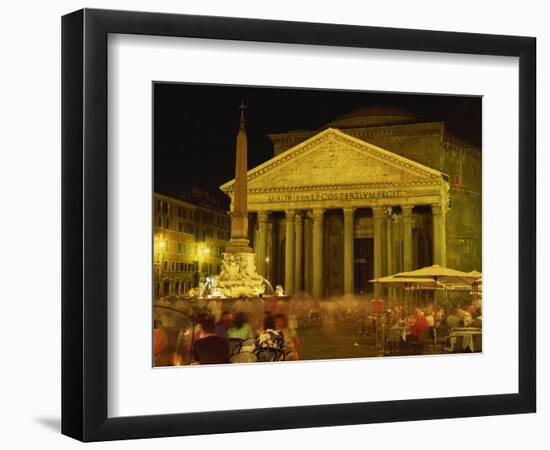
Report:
383,303,482,349
154,309,301,366
154,294,482,366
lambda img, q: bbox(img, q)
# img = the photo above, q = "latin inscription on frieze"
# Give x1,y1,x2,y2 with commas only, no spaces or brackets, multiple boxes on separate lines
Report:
266,191,402,203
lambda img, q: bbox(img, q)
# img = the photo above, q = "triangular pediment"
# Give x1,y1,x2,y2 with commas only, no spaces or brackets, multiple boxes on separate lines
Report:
220,128,445,193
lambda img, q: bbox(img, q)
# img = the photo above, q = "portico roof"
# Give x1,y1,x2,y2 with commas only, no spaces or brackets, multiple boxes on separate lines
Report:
220,128,449,211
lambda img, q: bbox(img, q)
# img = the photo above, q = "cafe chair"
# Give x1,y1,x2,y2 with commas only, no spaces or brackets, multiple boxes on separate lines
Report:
228,338,244,357
386,328,404,355
230,352,257,364
255,347,284,362
410,328,432,355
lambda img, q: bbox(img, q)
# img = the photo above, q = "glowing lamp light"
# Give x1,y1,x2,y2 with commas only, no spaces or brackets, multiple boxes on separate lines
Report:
198,245,210,257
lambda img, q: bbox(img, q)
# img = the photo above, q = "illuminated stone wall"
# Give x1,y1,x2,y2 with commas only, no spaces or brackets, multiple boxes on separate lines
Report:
268,119,482,277
153,193,230,299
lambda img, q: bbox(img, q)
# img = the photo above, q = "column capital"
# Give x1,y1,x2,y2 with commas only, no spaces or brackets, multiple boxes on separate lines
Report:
294,210,304,224
257,210,270,223
343,207,356,218
401,204,414,216
285,209,296,220
431,203,446,216
312,208,325,220
372,205,385,218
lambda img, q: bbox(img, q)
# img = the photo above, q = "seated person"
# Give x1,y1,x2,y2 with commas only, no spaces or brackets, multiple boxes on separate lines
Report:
446,308,462,328
424,307,435,327
408,308,429,341
228,312,254,341
469,310,482,328
193,316,230,364
461,308,473,326
274,313,300,360
255,314,284,351
214,311,233,339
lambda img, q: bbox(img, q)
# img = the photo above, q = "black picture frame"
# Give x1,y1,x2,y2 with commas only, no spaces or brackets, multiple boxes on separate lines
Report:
62,8,536,442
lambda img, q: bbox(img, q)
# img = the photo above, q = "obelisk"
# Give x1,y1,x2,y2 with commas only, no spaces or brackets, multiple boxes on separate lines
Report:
226,101,253,253
216,102,264,298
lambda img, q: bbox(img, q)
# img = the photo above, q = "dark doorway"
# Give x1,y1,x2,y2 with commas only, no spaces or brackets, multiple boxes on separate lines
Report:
325,210,344,296
354,238,374,293
162,279,171,297
272,214,286,288
414,228,433,269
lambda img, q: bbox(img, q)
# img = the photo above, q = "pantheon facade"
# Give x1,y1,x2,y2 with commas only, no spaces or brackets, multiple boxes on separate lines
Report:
220,107,481,297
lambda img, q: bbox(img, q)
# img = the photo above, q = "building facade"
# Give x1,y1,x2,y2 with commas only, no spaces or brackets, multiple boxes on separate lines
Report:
220,107,481,297
153,191,230,299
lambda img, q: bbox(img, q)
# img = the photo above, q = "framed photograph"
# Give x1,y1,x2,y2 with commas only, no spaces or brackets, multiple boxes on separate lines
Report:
62,8,536,442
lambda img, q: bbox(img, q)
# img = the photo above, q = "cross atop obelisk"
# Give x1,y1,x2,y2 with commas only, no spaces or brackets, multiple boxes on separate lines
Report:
238,100,247,121
226,102,252,253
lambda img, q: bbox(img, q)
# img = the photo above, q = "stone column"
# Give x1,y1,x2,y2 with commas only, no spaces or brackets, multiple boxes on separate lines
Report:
294,211,304,292
285,210,296,295
402,205,414,271
312,208,325,298
386,208,394,276
432,204,447,266
266,221,273,282
372,206,385,297
304,216,312,294
256,210,269,277
343,207,355,295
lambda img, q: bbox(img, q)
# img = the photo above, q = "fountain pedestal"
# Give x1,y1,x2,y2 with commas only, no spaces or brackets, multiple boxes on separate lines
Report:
216,252,265,298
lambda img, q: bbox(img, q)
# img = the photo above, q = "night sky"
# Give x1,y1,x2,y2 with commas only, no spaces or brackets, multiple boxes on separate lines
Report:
153,83,481,199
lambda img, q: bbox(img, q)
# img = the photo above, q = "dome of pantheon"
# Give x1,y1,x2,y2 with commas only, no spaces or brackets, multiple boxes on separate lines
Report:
320,106,419,129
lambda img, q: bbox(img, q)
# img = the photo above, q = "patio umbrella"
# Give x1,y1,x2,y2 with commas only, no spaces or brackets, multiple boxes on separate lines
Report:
370,275,441,287
393,265,480,310
369,275,444,312
431,270,482,306
396,265,480,286
468,270,482,279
